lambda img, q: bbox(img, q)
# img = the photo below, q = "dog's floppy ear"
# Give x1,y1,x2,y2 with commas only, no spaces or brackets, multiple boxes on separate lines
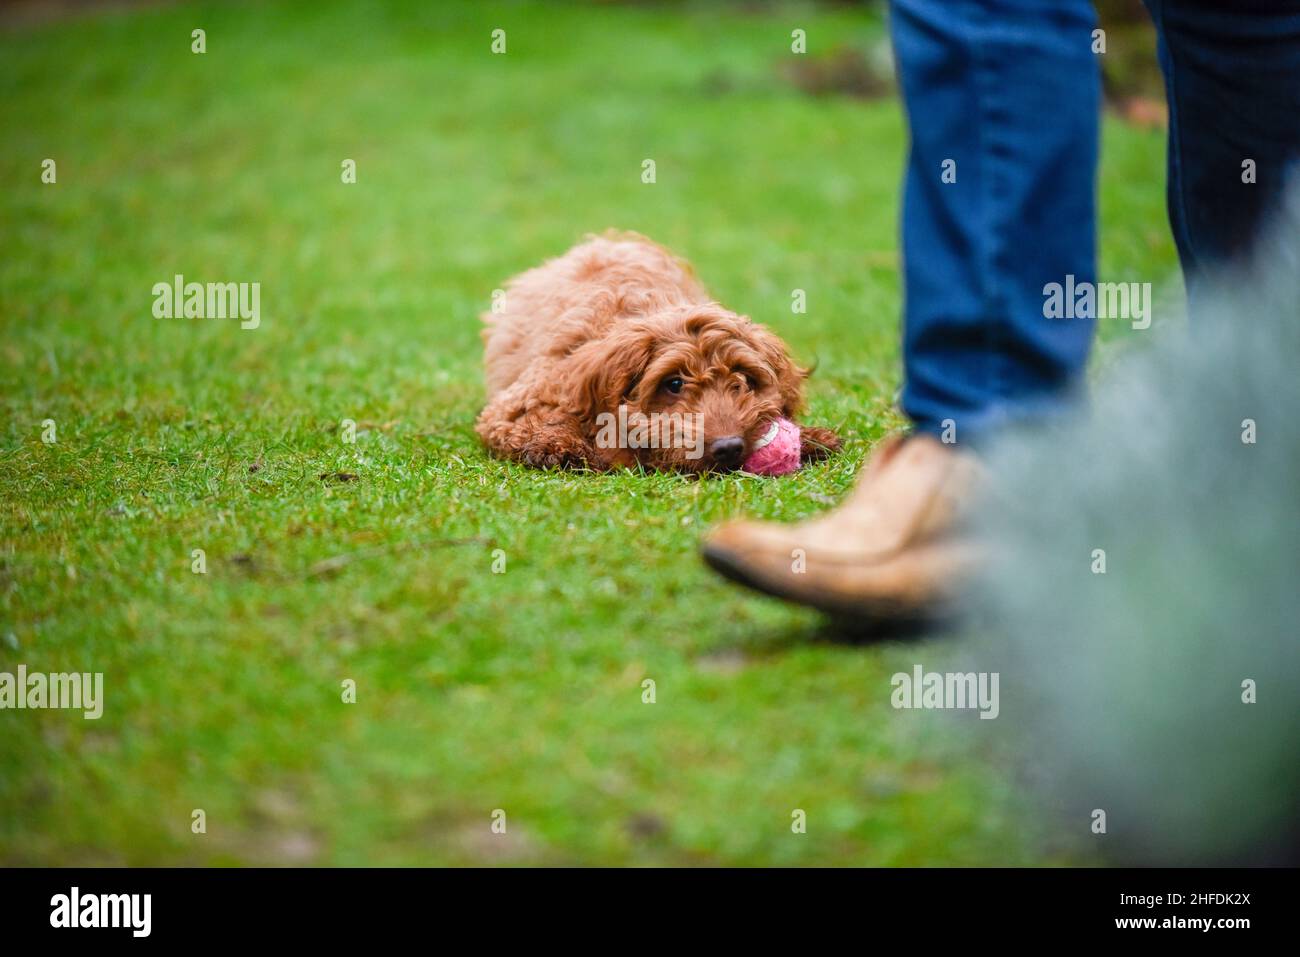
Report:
748,322,807,417
565,323,657,421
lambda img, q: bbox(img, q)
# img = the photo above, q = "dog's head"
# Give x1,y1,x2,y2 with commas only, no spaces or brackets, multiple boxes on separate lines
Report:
569,304,807,472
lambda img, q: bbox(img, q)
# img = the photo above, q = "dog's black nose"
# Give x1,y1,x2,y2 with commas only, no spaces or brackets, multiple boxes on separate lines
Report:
709,436,745,467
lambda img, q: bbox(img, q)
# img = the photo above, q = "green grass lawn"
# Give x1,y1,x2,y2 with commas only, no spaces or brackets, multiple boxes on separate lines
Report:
0,0,1176,865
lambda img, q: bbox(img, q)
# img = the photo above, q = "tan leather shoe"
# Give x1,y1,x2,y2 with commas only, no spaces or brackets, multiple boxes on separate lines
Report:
701,434,984,622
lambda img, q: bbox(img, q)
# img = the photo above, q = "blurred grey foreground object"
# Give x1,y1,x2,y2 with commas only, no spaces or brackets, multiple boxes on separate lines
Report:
970,187,1300,865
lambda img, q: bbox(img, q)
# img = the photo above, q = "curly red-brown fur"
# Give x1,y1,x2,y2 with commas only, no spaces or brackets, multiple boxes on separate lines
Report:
475,231,841,472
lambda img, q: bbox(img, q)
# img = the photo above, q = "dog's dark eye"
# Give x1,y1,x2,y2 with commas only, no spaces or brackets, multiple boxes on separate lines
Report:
664,376,684,394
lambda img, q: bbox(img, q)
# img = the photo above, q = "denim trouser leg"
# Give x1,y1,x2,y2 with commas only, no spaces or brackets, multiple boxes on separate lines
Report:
1146,0,1300,301
891,0,1101,442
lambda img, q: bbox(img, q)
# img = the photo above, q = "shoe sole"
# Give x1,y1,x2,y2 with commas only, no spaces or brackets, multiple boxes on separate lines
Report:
701,542,958,630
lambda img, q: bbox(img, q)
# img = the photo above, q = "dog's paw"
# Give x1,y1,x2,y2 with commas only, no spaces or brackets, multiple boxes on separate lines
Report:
518,434,595,470
799,426,842,462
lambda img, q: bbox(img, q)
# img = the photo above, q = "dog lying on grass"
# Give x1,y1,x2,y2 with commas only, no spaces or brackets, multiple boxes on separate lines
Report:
476,231,840,472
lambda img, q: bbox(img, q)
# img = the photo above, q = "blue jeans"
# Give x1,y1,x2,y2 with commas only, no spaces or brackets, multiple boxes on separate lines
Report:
891,0,1300,441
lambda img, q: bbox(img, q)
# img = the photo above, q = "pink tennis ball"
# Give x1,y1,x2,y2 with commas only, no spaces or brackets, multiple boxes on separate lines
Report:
742,417,801,476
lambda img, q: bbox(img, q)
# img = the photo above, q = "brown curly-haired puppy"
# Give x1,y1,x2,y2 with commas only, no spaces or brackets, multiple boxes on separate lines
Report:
475,231,841,472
